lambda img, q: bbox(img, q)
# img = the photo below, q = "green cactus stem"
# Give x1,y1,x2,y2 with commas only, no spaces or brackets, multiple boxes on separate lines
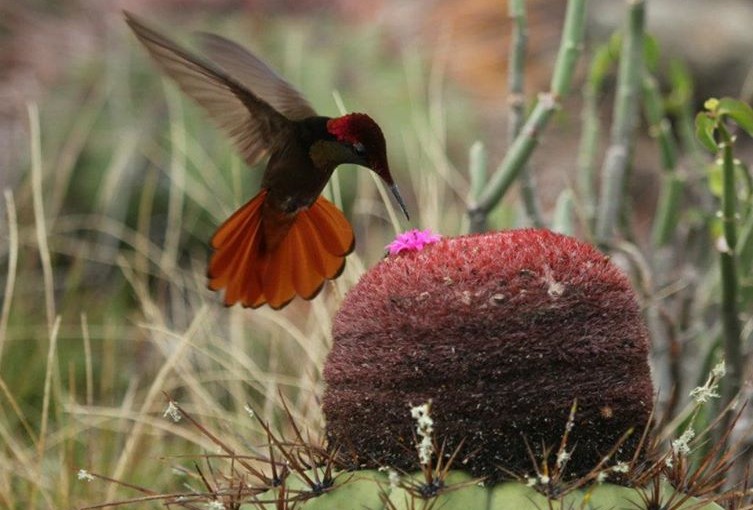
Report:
249,468,723,509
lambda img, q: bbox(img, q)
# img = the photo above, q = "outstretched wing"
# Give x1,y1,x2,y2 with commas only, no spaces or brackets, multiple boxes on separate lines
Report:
199,33,317,122
125,11,296,166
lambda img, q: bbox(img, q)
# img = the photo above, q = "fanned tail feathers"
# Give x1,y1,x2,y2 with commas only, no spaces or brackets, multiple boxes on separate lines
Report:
208,191,354,309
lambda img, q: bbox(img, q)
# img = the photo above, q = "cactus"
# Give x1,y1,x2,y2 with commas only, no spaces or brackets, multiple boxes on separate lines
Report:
86,229,732,509
323,228,654,482
248,467,723,509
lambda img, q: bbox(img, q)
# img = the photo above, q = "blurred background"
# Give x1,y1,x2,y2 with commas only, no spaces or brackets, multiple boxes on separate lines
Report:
1,0,753,507
3,0,753,196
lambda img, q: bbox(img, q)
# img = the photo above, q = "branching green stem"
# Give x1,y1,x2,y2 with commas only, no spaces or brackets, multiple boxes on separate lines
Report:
550,0,588,97
576,45,613,233
576,77,601,230
468,0,587,231
651,174,684,248
508,0,543,228
643,73,683,247
552,188,575,235
468,141,488,204
507,0,527,117
595,0,645,245
717,124,743,405
470,94,558,231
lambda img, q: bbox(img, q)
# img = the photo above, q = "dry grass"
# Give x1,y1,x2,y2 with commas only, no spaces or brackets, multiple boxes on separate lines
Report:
0,12,478,509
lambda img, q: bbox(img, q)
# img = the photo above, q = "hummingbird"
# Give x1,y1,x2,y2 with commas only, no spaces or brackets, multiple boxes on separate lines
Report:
125,12,409,310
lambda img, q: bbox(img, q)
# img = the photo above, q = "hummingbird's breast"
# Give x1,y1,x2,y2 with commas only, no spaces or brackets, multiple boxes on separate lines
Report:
257,121,337,252
261,121,337,214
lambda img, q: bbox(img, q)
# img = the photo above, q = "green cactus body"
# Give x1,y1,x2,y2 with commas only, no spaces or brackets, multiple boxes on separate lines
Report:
244,468,723,509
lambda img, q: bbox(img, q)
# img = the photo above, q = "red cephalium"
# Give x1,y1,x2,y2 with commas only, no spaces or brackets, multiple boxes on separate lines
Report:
323,228,653,481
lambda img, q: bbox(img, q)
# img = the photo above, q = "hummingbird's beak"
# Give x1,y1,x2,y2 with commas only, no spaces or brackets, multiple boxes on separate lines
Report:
389,183,410,220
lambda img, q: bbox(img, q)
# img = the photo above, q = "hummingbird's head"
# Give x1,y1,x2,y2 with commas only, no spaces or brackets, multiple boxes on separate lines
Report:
327,113,409,219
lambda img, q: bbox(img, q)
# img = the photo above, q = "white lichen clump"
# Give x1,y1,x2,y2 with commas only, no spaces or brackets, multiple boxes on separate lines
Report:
410,401,435,466
556,449,571,468
690,360,725,403
672,427,695,457
379,466,401,489
665,360,726,467
163,401,182,422
77,469,95,482
594,460,631,483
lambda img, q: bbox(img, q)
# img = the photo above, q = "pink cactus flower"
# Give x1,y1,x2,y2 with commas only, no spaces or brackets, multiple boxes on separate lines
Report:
386,229,442,255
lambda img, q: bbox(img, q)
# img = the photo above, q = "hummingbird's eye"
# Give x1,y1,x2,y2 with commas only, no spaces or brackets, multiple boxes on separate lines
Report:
353,142,367,157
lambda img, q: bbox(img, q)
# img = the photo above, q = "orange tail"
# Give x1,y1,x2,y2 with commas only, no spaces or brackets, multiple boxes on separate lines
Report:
207,190,355,309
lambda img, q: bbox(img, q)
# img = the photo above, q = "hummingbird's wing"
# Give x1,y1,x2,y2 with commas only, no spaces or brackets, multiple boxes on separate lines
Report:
198,33,317,122
125,12,294,167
